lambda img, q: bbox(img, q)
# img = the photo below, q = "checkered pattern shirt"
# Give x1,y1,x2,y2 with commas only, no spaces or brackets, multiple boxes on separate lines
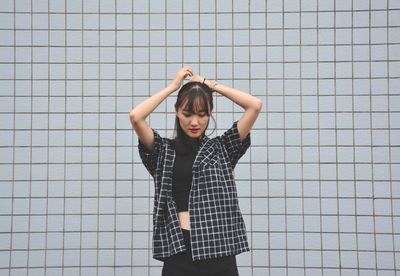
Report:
138,122,250,261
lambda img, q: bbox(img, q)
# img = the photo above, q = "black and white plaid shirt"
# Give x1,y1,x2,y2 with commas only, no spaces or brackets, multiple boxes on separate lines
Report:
138,122,250,261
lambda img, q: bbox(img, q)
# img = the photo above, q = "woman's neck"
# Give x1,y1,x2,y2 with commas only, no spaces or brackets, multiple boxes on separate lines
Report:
175,133,201,154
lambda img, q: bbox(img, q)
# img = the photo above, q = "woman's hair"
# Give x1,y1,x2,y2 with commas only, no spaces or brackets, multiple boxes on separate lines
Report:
174,82,214,153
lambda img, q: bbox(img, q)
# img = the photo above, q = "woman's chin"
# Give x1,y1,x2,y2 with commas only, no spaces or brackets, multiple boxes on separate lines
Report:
187,133,200,139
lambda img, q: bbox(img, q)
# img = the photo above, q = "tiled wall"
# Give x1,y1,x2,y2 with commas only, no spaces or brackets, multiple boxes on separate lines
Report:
0,0,399,275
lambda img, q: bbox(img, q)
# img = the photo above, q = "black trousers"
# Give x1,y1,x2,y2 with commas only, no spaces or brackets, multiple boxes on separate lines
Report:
161,229,239,276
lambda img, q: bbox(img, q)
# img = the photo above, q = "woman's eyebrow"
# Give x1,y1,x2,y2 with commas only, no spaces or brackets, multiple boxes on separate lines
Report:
182,109,208,116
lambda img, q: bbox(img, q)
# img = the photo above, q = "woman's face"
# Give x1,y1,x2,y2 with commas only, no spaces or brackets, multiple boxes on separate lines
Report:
176,100,210,139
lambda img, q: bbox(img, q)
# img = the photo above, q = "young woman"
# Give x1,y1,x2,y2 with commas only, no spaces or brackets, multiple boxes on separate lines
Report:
130,66,262,276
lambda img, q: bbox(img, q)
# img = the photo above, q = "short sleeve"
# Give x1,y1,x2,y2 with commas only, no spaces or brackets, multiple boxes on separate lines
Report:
220,121,251,168
138,129,164,176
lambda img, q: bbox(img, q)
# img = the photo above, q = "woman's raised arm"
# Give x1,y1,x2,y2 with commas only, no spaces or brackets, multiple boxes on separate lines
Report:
193,77,262,141
129,66,194,151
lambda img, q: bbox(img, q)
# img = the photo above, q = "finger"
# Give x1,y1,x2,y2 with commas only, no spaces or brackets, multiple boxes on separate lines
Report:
184,66,193,74
186,69,193,77
185,69,193,78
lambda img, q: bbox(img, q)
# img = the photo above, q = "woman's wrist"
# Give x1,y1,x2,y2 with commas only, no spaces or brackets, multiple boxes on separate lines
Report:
168,79,183,92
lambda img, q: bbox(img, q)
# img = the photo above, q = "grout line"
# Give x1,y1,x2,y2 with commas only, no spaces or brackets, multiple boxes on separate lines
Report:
0,1,399,275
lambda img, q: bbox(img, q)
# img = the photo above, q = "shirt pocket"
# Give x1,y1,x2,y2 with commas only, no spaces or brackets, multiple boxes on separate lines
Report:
198,147,219,168
199,157,225,192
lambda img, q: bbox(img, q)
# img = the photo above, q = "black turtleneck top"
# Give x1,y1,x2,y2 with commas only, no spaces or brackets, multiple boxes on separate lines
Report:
172,135,200,212
172,149,197,212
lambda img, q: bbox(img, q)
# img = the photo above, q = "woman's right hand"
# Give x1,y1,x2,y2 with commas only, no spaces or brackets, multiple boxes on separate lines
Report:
169,66,194,91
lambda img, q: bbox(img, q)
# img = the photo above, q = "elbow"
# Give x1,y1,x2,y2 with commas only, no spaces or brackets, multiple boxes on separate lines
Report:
129,109,140,126
254,98,263,113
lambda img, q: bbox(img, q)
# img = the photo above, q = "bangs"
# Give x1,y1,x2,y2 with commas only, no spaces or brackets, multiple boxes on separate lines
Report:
179,90,211,115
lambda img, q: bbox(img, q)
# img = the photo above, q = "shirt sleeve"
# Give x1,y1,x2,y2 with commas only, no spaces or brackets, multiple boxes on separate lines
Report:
220,121,251,168
138,129,164,176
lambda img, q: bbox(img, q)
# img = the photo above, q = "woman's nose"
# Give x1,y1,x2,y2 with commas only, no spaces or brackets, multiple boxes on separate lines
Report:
190,116,199,125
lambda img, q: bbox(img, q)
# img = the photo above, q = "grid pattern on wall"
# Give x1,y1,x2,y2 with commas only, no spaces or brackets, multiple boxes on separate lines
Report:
0,0,399,275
